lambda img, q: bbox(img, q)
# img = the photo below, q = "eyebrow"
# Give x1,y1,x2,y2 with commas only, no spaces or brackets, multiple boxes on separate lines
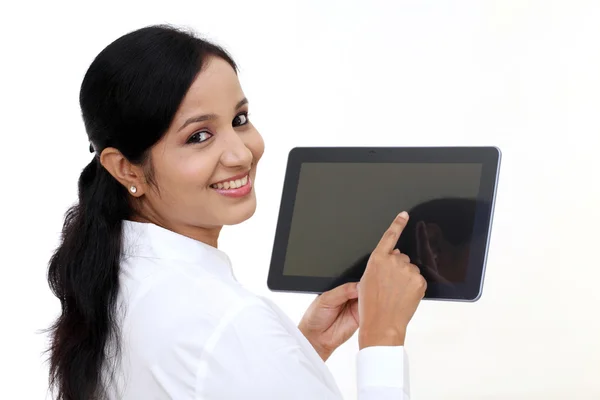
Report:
178,98,249,132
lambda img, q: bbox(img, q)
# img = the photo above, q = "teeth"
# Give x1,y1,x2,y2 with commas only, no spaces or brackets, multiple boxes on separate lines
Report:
211,175,249,190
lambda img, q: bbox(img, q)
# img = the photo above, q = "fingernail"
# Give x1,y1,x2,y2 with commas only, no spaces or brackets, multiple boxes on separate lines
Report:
398,211,409,220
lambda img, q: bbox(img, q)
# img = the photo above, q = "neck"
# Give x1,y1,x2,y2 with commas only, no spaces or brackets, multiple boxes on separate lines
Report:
130,214,222,248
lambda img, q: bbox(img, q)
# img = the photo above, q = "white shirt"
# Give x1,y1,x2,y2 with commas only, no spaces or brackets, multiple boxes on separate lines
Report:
105,220,410,399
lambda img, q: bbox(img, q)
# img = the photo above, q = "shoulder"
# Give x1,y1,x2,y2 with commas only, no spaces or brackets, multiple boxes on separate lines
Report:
114,261,333,398
116,252,262,353
115,257,268,395
120,265,299,361
120,255,256,331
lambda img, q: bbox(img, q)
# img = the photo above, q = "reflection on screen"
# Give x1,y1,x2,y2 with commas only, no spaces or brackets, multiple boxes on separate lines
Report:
282,163,484,285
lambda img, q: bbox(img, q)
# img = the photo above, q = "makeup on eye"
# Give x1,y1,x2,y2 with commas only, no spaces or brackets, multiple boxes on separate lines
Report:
233,111,250,127
185,111,251,144
186,130,213,144
178,98,250,132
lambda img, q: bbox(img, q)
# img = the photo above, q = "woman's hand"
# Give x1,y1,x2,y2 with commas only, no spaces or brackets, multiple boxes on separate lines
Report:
358,212,426,349
298,282,360,362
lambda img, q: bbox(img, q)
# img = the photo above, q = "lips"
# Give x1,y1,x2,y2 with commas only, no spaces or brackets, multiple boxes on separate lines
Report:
210,173,253,199
210,174,249,190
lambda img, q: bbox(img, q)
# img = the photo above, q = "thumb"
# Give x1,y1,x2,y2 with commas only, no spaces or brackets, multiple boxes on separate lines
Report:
319,282,359,307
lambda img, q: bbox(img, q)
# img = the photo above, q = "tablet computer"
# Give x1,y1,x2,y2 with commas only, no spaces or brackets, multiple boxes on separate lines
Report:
267,147,501,301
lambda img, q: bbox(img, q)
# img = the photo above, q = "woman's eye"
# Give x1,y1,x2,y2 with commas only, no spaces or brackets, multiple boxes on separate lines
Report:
233,112,249,127
187,131,213,144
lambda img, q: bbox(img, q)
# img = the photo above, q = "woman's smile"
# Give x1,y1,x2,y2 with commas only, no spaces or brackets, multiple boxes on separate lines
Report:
209,172,253,198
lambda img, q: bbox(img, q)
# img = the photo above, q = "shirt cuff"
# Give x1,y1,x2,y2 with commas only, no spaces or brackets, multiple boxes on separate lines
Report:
357,346,409,391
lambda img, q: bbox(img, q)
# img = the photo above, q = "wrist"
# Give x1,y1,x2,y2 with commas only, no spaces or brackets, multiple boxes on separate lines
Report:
358,328,406,350
298,324,333,362
312,343,333,362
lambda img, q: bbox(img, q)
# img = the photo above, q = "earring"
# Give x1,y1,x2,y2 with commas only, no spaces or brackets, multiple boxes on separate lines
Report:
130,186,137,194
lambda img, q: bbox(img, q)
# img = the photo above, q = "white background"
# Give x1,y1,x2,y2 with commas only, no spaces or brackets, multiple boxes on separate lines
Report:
1,0,599,399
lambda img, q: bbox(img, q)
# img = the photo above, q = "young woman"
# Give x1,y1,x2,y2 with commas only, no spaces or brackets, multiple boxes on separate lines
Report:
46,25,426,400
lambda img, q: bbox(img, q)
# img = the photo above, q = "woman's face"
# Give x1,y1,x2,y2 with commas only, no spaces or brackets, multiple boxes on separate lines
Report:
137,56,264,235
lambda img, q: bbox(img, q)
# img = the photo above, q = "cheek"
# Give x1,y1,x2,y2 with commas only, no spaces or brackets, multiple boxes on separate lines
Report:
182,156,216,187
163,154,216,192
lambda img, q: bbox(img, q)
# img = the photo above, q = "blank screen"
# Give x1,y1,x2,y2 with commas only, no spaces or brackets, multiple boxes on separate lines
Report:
282,163,483,283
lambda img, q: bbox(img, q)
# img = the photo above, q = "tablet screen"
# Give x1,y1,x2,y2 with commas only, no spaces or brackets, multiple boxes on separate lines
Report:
282,162,487,286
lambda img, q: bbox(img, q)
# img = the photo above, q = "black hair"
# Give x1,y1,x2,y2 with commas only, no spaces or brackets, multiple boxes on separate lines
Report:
45,25,237,400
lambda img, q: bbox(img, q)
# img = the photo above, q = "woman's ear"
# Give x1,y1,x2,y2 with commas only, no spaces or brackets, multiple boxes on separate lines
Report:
99,148,147,197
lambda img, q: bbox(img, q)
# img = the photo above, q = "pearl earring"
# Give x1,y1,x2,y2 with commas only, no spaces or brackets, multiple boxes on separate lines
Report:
130,186,137,194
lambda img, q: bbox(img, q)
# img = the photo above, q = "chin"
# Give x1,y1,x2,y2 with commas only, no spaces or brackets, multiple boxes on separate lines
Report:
221,195,257,226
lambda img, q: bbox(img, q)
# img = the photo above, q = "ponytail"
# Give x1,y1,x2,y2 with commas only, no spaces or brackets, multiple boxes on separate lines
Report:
47,157,131,400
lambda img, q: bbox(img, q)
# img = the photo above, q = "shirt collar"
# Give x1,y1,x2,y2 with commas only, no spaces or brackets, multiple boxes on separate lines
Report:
121,220,236,281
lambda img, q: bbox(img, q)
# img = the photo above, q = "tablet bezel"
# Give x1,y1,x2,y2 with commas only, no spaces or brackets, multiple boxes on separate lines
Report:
267,146,501,301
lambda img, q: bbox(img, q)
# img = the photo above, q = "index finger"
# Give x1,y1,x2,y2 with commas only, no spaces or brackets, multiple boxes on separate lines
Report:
374,211,409,254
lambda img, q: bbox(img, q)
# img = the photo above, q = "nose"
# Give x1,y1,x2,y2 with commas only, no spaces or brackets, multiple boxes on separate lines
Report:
219,130,253,169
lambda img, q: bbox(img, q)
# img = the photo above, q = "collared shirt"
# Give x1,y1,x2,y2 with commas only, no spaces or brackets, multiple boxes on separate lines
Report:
105,220,410,399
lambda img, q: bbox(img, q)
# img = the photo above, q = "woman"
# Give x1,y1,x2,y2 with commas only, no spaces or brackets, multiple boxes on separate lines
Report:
46,25,426,400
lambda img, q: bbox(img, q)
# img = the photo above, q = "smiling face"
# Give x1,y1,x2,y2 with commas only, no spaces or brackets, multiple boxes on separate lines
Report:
132,56,264,241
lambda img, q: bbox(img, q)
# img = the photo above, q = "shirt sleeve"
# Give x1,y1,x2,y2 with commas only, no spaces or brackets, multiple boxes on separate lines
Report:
357,346,410,399
194,299,410,400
